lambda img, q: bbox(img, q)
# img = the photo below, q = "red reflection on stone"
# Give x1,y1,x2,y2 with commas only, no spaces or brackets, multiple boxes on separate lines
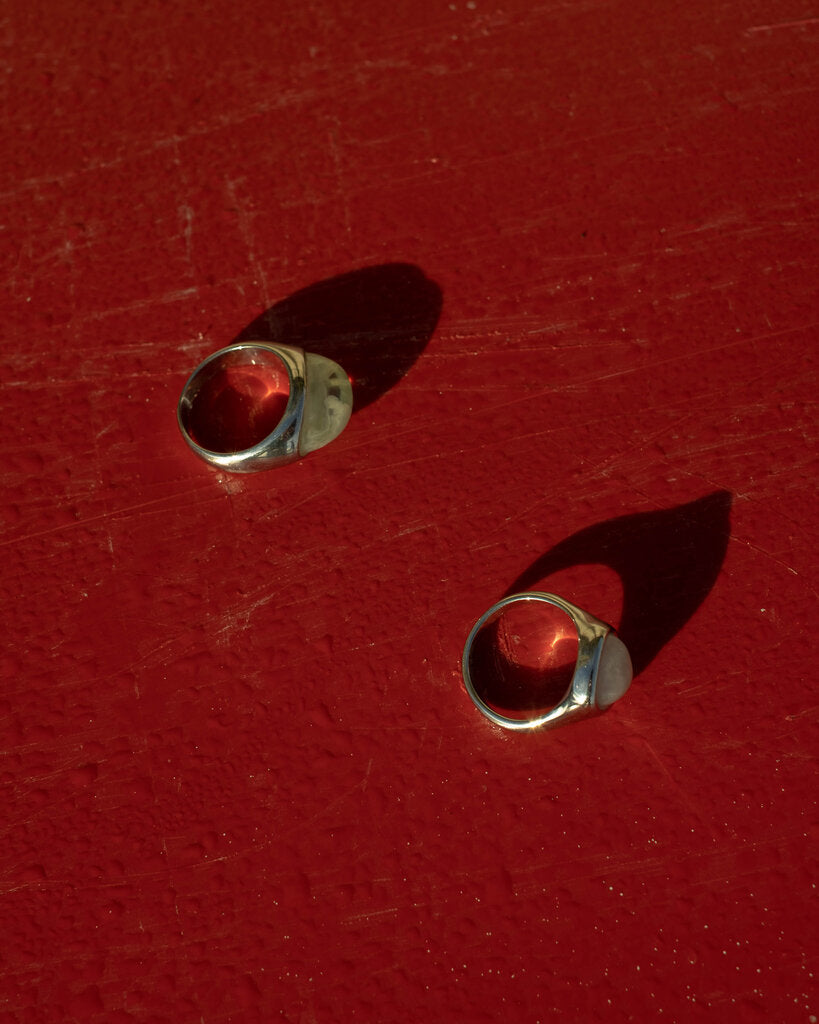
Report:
184,355,290,454
468,600,578,721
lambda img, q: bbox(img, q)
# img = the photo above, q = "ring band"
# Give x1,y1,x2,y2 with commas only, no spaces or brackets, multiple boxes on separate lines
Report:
462,592,633,731
178,342,353,472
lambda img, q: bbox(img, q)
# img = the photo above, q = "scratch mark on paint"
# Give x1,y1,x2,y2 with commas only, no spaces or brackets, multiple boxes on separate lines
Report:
179,204,194,266
746,17,819,32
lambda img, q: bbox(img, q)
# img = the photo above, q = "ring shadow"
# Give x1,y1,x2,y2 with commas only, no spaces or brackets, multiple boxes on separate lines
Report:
504,491,733,681
232,263,443,412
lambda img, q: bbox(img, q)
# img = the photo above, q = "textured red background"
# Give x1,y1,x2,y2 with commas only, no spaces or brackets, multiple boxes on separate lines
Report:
2,1,817,1022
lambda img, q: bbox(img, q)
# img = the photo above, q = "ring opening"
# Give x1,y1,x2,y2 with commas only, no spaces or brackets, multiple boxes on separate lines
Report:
180,347,291,454
467,600,579,722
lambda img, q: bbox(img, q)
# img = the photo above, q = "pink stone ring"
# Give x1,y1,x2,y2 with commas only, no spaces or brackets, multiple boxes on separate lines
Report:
178,342,353,472
461,592,633,731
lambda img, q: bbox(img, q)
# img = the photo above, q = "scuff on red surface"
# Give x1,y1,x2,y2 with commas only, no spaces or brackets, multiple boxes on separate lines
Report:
2,1,817,1021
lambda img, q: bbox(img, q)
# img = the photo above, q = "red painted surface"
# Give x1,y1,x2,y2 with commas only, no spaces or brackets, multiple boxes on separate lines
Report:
2,1,817,1021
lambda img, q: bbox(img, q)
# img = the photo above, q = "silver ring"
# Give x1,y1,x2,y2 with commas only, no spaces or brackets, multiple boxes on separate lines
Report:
178,342,353,472
462,592,633,731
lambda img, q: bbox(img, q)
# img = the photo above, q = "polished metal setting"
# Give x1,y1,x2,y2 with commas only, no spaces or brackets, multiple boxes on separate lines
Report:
462,591,629,732
178,341,352,473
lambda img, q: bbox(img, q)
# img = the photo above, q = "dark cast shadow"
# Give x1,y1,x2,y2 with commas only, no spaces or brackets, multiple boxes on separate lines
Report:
233,263,443,412
504,491,733,678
